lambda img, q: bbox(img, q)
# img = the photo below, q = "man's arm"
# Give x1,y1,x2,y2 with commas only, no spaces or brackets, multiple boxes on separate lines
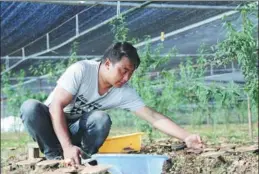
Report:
49,85,73,149
49,85,81,164
133,106,204,149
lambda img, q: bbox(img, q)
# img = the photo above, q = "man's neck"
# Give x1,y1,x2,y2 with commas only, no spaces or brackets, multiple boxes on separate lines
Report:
98,65,112,91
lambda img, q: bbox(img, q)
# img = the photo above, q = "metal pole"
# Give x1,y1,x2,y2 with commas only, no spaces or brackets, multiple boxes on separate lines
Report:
9,56,102,89
5,56,9,69
0,55,101,60
210,62,214,75
1,54,215,60
22,48,25,58
1,98,4,118
46,33,50,50
231,61,235,72
41,1,244,10
117,1,121,17
76,14,79,36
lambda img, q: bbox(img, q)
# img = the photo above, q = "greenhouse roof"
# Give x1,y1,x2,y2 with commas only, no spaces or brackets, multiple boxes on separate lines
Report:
1,1,257,83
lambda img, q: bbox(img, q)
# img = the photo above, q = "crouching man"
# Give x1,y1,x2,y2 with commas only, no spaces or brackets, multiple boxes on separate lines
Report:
20,42,204,165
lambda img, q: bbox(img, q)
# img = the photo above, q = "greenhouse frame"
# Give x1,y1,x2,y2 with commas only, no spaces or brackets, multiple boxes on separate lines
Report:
1,1,258,121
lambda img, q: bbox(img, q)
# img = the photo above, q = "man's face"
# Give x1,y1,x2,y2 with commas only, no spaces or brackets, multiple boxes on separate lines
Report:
105,56,135,88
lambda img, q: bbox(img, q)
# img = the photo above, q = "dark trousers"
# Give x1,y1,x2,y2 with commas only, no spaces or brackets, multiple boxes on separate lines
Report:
20,99,112,159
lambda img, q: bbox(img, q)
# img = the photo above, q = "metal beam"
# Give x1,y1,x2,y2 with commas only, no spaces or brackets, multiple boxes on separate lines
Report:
0,55,101,60
9,56,102,89
4,53,215,89
40,1,244,10
8,56,239,90
0,54,215,60
1,1,151,76
134,10,239,48
9,76,45,81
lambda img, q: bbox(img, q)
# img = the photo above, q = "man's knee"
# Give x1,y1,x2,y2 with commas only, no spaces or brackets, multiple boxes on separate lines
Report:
80,111,112,154
91,111,112,128
20,99,43,121
81,111,112,130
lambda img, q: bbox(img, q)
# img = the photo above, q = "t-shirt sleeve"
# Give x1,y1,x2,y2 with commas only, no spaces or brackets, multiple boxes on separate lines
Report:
117,85,145,112
57,62,84,95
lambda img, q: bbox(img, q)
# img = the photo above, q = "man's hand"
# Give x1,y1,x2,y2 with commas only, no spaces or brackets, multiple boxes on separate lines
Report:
63,145,82,166
184,134,205,149
134,107,205,150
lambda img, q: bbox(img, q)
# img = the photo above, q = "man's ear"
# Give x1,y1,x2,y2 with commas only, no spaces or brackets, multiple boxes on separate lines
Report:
104,58,111,70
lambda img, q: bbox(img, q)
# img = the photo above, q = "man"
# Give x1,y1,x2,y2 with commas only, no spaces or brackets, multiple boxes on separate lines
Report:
20,42,204,166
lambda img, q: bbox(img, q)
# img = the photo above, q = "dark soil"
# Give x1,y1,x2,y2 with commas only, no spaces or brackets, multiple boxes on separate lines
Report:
1,139,258,174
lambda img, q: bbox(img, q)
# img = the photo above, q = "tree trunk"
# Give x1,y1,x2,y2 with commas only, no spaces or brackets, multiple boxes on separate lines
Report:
247,94,253,141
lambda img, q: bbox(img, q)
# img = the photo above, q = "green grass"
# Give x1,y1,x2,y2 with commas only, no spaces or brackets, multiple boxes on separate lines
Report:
1,132,31,149
185,123,258,145
1,123,257,150
131,123,259,144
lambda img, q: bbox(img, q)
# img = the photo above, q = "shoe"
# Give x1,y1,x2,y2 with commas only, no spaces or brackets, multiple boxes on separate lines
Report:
81,158,98,166
88,159,98,166
46,155,63,160
81,151,91,159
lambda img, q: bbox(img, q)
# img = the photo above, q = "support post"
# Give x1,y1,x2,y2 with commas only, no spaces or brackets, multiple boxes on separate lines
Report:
231,61,235,72
22,48,25,58
1,98,4,119
76,14,79,36
210,62,213,75
46,33,50,50
5,56,9,69
117,1,121,17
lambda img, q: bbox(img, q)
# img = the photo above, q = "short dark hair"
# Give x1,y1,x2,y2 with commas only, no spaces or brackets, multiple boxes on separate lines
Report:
101,42,140,69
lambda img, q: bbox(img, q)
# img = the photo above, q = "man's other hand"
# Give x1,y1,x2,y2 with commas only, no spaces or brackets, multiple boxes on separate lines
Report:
184,134,205,149
63,145,82,166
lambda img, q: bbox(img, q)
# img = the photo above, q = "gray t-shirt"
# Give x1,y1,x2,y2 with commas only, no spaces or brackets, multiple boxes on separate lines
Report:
45,60,145,119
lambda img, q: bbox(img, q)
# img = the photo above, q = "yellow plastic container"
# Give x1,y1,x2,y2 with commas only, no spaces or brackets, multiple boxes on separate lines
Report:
98,132,144,153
